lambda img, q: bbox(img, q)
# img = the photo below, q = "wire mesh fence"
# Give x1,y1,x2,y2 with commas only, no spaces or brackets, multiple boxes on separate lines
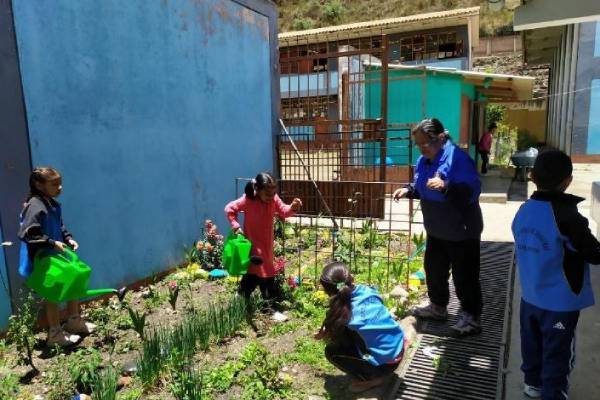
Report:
234,178,425,293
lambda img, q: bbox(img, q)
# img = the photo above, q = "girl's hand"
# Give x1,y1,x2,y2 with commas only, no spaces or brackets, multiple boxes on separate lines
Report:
426,176,446,191
234,227,243,235
67,239,79,251
393,188,409,201
54,241,66,252
291,198,303,211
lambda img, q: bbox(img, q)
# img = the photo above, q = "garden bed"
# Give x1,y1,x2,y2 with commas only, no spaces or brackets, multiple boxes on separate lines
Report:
1,219,424,400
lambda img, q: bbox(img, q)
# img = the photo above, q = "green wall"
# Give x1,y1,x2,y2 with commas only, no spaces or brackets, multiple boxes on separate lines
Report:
365,69,469,165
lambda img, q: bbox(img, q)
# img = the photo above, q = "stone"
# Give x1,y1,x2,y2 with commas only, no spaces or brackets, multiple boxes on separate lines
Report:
118,376,133,389
121,360,138,376
389,285,409,299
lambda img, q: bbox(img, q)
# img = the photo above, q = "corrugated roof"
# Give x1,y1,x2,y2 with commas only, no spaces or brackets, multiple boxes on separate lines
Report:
279,7,480,40
367,62,535,102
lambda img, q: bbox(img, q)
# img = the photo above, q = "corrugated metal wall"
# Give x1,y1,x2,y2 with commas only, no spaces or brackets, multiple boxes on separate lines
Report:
0,0,278,328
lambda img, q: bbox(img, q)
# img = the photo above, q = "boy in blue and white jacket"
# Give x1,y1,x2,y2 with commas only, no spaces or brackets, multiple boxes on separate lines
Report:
512,150,600,399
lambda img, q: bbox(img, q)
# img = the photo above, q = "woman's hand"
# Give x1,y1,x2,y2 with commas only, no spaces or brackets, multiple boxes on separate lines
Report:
291,198,303,211
53,241,66,252
393,188,409,202
234,227,243,235
67,239,79,251
426,176,446,191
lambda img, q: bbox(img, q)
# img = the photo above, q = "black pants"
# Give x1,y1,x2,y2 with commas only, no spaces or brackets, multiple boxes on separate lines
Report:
238,273,282,305
479,151,489,174
325,328,400,381
424,235,483,317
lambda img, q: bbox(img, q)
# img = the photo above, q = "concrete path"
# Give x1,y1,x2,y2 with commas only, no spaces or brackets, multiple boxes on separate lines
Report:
502,164,600,400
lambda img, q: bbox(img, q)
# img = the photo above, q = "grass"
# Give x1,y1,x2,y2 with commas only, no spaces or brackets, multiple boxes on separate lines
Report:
91,367,119,400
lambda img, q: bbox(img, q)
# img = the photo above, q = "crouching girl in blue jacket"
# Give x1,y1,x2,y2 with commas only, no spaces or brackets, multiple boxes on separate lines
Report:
314,261,413,393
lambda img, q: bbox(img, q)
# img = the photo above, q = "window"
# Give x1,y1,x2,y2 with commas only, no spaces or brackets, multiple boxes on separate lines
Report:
391,31,463,63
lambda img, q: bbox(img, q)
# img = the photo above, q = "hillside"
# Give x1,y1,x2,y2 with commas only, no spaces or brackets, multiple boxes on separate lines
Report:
276,0,520,36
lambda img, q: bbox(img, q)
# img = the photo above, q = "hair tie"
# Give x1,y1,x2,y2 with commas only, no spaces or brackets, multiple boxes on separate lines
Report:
336,281,345,290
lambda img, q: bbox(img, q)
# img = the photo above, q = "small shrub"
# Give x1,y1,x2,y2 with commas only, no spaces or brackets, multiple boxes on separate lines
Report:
6,292,38,373
323,0,344,22
239,343,291,400
0,373,20,400
195,219,224,270
292,17,314,31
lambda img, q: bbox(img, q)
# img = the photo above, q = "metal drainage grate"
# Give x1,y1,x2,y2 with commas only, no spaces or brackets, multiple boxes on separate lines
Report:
394,242,514,400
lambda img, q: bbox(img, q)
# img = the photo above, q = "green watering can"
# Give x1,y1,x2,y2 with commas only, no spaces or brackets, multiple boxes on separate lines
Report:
222,231,252,276
26,248,126,303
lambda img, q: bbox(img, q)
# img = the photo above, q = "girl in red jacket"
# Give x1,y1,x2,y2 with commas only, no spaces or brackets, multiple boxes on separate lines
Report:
478,122,496,174
225,172,301,306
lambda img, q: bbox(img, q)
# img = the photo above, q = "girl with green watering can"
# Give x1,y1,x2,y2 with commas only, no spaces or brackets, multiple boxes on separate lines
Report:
225,172,302,313
18,167,96,347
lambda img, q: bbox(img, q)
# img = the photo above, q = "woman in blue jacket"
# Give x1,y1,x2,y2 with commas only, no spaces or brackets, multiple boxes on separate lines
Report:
314,262,411,393
393,118,483,336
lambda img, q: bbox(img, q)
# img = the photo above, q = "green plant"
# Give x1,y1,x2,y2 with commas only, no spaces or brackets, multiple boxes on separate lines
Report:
0,373,20,400
485,104,506,127
239,344,291,400
284,336,332,371
195,219,224,270
323,0,344,22
91,367,119,400
127,306,146,340
43,349,103,400
203,360,245,393
6,292,38,373
169,364,204,400
292,17,314,31
137,327,167,389
493,122,518,165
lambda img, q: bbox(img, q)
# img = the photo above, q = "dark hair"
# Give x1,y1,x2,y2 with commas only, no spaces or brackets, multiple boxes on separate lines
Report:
244,172,277,200
531,150,572,191
27,167,61,202
488,122,497,131
412,118,449,142
318,261,355,340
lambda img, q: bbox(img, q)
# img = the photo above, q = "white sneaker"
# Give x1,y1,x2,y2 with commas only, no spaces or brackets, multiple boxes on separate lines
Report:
523,384,542,398
47,327,80,347
65,315,97,334
271,311,288,322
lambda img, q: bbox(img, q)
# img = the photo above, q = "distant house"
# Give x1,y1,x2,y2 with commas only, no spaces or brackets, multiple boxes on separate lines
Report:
514,0,600,161
275,7,533,219
279,7,482,132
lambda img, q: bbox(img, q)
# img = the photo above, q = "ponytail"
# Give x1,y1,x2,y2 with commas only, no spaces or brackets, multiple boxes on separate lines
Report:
26,167,61,202
244,172,277,200
319,261,355,340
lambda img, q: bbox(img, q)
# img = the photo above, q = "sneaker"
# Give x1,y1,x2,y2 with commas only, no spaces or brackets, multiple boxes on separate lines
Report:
449,311,482,336
412,303,448,321
47,327,80,347
523,384,542,398
349,376,386,393
65,315,97,335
